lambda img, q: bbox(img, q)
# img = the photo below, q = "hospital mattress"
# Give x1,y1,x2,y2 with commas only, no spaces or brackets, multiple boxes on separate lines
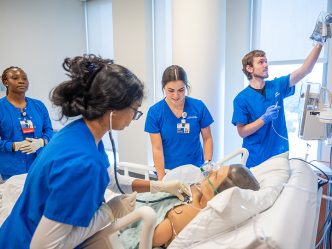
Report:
169,159,321,249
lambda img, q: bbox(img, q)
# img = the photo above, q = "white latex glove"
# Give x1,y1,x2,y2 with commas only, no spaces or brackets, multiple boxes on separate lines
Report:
19,138,44,154
150,180,191,202
106,192,137,219
13,140,31,151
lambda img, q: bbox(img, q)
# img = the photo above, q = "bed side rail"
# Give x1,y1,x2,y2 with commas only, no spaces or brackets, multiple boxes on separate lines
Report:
118,162,156,180
216,148,249,166
81,206,157,249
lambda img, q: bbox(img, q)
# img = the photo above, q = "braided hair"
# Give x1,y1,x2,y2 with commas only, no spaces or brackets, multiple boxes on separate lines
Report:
50,54,144,121
1,66,24,95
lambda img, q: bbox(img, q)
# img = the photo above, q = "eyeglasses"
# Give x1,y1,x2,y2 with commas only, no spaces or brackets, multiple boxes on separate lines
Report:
129,106,143,120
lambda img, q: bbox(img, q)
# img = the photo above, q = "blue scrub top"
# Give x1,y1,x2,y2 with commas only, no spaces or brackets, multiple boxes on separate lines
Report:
232,75,294,167
0,97,54,179
0,119,110,249
145,96,214,169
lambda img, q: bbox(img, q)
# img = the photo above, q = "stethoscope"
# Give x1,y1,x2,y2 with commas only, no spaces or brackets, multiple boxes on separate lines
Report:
108,112,178,204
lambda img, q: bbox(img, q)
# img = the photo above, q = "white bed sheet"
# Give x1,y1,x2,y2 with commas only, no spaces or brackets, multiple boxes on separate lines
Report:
0,173,26,225
169,159,321,249
0,174,118,226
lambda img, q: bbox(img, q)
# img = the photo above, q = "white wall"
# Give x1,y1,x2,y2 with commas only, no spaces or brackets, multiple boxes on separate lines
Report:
88,0,332,164
3,0,329,164
167,0,251,162
153,0,173,102
0,0,87,130
112,0,154,164
109,0,252,164
171,0,226,161
224,0,251,159
86,0,114,59
85,0,114,151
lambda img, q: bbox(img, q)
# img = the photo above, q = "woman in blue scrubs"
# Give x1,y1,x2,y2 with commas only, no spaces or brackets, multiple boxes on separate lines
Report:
145,65,214,180
0,67,53,180
232,43,324,168
0,55,190,248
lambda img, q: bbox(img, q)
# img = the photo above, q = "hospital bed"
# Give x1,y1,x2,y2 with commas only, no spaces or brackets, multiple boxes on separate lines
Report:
0,149,323,249
86,150,323,249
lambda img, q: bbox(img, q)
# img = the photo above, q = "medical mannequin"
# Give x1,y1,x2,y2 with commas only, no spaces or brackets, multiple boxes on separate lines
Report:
145,65,214,180
152,164,260,247
0,67,53,180
0,55,190,249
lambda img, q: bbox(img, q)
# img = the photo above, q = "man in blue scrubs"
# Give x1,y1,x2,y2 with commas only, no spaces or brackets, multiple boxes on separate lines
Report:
232,43,324,168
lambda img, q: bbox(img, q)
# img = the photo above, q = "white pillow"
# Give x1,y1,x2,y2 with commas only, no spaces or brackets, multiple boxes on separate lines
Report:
168,157,290,249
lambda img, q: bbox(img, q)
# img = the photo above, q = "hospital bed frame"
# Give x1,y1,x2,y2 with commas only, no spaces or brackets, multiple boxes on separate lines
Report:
83,148,249,249
86,148,322,249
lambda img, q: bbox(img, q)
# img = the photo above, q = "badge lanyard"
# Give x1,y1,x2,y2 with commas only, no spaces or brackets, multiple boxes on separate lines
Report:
19,109,35,134
177,112,190,134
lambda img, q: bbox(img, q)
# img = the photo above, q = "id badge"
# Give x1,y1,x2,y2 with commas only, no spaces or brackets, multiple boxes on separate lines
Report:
177,122,190,134
20,120,34,134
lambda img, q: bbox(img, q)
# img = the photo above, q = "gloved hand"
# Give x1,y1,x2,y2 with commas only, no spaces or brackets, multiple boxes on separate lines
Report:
19,138,45,154
106,192,137,220
260,105,281,124
200,160,216,177
150,180,191,202
13,140,31,151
